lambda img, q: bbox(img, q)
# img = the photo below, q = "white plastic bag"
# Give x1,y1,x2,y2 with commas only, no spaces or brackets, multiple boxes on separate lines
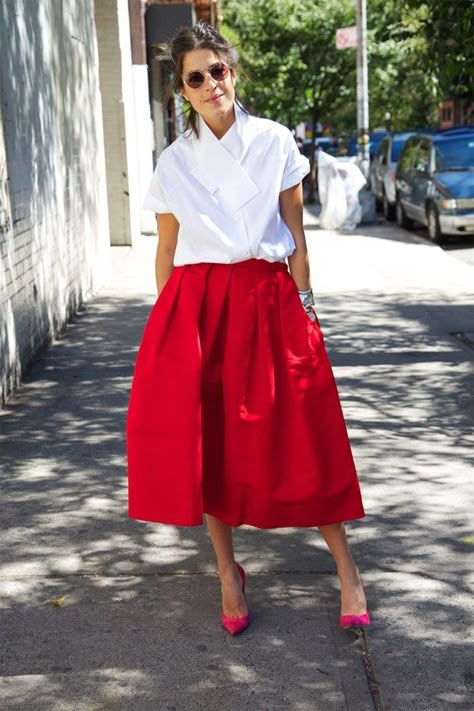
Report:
318,152,366,230
318,152,347,229
337,159,366,230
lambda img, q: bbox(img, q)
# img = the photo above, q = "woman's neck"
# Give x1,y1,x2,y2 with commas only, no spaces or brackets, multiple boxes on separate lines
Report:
203,105,236,140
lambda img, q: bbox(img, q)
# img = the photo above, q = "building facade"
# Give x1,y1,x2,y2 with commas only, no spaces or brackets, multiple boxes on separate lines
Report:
0,0,220,405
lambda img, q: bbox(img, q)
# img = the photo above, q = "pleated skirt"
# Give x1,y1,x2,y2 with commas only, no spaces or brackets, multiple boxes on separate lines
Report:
126,259,365,528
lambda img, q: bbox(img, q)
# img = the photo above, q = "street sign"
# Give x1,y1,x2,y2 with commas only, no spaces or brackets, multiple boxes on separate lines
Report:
336,26,357,49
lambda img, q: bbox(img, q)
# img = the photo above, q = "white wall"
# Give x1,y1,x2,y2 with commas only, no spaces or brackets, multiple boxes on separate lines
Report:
0,0,110,404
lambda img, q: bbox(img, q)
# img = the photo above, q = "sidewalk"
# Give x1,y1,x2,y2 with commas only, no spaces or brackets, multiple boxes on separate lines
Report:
0,210,473,710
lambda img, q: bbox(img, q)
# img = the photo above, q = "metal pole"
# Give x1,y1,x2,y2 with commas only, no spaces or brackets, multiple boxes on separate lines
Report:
356,0,370,179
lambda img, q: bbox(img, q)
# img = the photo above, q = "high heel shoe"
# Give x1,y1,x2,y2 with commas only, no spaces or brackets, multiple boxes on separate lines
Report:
221,562,250,636
339,611,370,629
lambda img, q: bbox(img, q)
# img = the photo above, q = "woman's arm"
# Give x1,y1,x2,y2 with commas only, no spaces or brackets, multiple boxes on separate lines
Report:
279,183,311,291
155,213,179,294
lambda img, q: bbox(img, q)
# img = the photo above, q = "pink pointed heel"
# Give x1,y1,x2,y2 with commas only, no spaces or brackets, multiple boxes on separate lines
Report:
339,611,370,629
221,562,250,636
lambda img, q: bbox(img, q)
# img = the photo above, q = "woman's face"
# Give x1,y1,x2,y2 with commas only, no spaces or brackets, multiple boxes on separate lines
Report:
181,48,236,133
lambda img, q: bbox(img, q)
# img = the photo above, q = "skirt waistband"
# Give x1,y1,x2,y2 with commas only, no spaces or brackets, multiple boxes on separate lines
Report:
175,259,288,274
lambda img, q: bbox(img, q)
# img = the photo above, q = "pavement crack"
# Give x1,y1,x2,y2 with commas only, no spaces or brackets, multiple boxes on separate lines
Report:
355,628,386,711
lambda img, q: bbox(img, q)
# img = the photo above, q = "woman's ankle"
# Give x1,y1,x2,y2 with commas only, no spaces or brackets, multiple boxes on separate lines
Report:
337,560,360,582
218,560,237,577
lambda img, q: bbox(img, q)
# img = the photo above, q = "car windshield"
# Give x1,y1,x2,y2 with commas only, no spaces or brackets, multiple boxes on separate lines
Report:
435,136,474,170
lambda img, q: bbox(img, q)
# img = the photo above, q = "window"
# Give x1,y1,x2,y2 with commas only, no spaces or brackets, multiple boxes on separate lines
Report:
391,136,411,162
413,142,431,172
398,138,420,173
441,106,452,122
435,137,474,170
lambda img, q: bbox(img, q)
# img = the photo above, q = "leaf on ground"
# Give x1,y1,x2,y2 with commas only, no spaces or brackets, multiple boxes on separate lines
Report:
48,595,67,607
462,536,474,546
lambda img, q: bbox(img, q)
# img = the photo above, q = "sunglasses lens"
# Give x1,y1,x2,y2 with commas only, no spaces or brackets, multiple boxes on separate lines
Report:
210,63,228,81
186,72,204,89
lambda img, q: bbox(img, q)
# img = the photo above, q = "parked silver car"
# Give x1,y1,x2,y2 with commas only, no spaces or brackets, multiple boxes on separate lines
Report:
370,132,415,220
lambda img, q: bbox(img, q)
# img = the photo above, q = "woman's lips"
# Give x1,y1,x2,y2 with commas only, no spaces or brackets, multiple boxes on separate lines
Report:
207,94,223,103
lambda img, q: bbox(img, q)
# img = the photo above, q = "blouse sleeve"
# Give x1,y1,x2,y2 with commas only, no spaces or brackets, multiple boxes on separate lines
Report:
143,162,171,213
280,133,310,192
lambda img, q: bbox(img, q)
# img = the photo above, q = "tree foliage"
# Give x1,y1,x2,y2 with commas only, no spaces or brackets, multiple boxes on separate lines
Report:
223,0,356,128
408,0,474,98
222,0,474,133
368,1,438,130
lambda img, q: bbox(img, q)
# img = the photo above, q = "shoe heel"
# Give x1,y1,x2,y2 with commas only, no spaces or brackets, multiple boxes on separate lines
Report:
236,562,246,593
221,562,250,636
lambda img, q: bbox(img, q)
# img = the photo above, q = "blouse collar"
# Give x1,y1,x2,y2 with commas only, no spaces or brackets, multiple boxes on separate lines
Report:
190,102,260,212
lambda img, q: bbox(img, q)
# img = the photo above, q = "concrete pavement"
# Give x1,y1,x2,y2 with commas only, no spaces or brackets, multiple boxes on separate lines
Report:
0,210,473,710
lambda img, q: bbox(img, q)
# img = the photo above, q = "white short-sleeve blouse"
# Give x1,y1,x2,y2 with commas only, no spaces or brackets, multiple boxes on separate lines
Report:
143,102,310,266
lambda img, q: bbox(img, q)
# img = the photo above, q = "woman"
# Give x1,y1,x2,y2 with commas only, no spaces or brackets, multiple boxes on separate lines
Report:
127,21,369,636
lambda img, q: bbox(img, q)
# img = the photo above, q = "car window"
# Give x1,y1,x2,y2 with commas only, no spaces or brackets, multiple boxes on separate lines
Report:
370,135,387,160
434,136,474,170
413,142,431,172
398,138,420,172
391,137,410,162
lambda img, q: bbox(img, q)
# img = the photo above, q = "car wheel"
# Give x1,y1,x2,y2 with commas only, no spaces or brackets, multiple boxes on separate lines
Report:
383,192,395,221
396,199,413,229
427,204,445,244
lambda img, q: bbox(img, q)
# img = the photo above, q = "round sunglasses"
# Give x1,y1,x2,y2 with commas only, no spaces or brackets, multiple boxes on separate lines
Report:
183,62,230,90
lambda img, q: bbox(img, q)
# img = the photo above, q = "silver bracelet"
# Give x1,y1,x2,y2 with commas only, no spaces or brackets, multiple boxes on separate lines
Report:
298,288,317,321
298,288,315,309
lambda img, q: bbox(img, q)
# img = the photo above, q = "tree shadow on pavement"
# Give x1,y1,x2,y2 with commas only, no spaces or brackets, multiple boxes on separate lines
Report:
0,286,473,709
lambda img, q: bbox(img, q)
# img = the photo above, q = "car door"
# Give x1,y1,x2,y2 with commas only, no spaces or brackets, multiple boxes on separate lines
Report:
410,140,432,223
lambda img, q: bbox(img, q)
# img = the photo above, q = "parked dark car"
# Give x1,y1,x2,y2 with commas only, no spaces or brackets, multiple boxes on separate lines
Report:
369,132,415,220
395,128,474,243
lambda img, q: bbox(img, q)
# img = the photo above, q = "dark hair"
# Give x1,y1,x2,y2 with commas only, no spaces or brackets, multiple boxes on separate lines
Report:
162,21,245,137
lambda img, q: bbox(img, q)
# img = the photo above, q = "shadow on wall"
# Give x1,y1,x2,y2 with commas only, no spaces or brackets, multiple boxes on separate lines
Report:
0,0,109,403
0,284,472,707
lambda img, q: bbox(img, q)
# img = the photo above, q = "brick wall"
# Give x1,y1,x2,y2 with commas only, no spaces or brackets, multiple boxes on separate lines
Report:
0,0,110,404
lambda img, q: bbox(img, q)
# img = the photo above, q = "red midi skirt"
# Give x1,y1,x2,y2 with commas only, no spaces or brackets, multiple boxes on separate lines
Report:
127,259,364,528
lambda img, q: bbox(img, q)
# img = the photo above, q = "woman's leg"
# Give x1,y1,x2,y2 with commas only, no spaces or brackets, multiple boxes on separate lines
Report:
205,514,248,618
319,522,367,615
